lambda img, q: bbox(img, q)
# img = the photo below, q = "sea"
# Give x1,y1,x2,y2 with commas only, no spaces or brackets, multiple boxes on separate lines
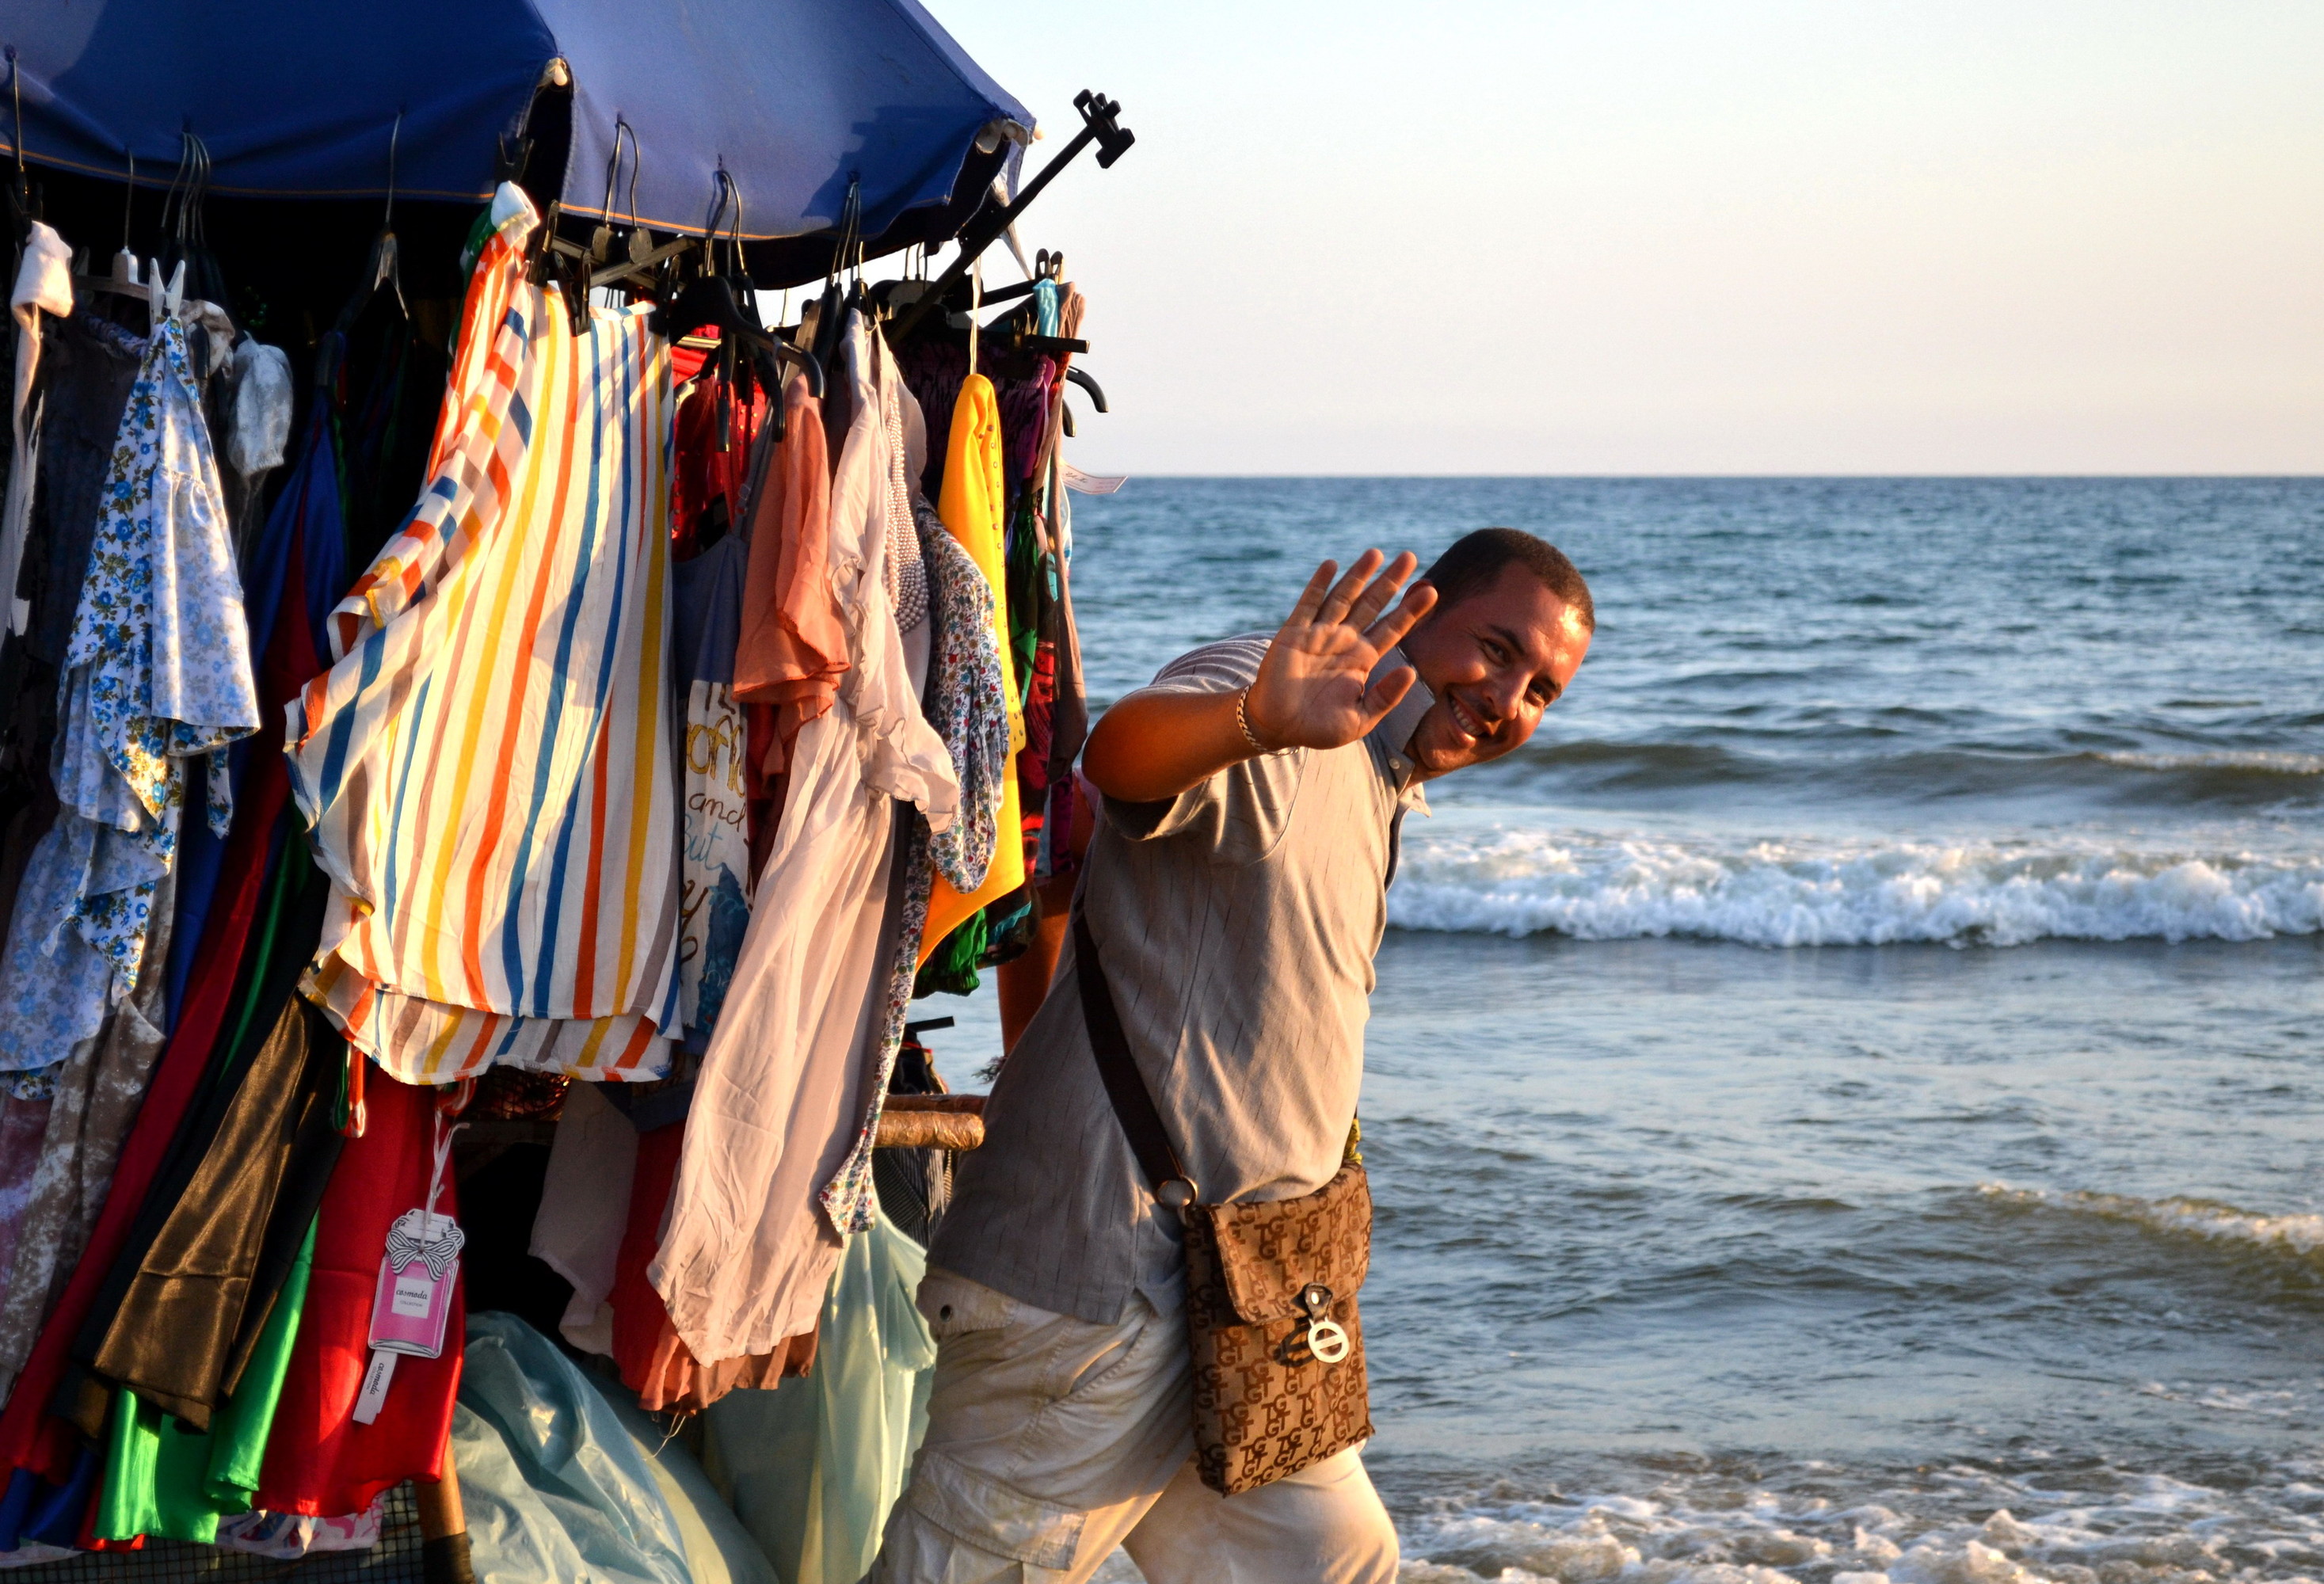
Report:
928,478,2324,1584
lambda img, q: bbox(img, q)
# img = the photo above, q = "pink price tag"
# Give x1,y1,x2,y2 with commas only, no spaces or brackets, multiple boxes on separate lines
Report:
366,1209,462,1359
350,1108,466,1426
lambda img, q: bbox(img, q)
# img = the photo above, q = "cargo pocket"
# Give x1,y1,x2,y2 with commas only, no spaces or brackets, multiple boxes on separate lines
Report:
904,1447,1088,1571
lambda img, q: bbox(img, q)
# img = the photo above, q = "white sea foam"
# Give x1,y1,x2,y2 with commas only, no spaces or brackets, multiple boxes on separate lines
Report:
1373,1457,2324,1584
2094,750,2324,775
1979,1184,2324,1260
1388,827,2324,947
1097,1453,2324,1583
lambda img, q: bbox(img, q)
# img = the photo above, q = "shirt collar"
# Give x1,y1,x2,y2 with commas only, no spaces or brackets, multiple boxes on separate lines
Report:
1367,649,1434,814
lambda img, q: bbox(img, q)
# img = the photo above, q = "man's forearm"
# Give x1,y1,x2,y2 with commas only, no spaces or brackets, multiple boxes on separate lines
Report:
1080,689,1263,804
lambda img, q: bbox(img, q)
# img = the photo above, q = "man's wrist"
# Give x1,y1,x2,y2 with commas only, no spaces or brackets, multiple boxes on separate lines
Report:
1234,687,1272,755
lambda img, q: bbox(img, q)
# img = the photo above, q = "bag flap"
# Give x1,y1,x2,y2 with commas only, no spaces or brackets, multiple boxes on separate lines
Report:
1202,1165,1371,1325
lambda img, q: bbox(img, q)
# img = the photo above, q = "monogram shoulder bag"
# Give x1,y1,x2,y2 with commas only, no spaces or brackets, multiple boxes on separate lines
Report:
1072,908,1374,1496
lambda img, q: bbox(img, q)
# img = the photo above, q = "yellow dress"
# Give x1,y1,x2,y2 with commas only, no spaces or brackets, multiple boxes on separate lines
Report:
920,373,1025,966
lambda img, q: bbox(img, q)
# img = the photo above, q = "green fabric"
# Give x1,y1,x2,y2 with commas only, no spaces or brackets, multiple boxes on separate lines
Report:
912,909,986,998
978,890,1035,969
95,1220,318,1543
204,1217,318,1504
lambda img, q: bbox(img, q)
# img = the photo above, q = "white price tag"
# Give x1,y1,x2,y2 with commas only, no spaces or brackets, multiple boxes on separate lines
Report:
352,1348,398,1426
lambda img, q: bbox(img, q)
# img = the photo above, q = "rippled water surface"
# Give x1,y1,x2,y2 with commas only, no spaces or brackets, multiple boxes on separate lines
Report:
955,479,2324,1582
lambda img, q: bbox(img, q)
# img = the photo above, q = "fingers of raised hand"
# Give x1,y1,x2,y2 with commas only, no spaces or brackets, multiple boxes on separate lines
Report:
1344,550,1419,632
1312,549,1387,626
1284,559,1341,629
1361,577,1438,655
1361,663,1418,721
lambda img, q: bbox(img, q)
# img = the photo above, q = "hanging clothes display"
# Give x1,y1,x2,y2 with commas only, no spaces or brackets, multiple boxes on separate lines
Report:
74,994,341,1433
289,184,684,1085
702,1203,937,1584
93,1220,316,1544
609,1118,801,1413
0,301,261,1069
918,364,1025,964
0,32,1112,1563
0,383,344,1413
2,223,72,642
651,307,960,1363
252,1068,463,1517
453,1311,721,1584
731,370,840,790
671,529,752,1048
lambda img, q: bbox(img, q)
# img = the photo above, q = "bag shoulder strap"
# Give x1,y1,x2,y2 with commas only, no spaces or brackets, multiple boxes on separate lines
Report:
1073,907,1198,1206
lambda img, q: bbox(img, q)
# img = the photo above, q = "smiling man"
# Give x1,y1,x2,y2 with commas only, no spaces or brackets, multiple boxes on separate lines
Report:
875,529,1594,1584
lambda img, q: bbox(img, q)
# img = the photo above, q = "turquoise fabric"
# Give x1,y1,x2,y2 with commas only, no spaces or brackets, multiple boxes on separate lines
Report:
452,1312,693,1584
576,1365,780,1584
704,1207,939,1584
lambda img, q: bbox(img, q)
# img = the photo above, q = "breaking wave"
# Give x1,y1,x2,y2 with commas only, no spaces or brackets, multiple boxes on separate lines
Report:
1375,1452,2324,1584
1387,828,2324,947
1978,1185,2324,1263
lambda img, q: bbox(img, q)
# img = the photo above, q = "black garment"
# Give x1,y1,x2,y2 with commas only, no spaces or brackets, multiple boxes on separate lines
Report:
0,309,144,886
25,308,145,669
338,306,448,568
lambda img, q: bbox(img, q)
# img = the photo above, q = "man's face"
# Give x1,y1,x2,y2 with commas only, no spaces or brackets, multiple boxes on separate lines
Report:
1398,562,1592,778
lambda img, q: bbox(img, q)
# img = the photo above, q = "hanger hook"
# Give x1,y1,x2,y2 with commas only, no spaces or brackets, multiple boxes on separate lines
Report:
384,109,402,230
826,175,860,289
695,166,729,291
625,133,642,233
599,118,632,223
161,128,192,244
120,146,135,253
189,132,210,249
7,48,23,182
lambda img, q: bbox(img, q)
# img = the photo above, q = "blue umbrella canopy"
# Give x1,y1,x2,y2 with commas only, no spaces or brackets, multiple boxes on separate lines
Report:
0,0,1031,242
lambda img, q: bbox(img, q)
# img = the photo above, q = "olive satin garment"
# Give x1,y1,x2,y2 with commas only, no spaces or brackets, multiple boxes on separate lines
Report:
82,995,341,1431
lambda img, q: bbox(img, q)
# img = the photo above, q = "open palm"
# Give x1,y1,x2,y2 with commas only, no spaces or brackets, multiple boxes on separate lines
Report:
1244,550,1438,752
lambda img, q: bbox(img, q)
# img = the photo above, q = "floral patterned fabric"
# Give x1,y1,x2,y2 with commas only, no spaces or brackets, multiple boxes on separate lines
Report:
817,511,1014,1238
918,505,1011,897
0,314,258,1069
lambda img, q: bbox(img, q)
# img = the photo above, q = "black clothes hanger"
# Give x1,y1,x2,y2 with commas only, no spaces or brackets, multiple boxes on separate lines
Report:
2,47,39,236
333,113,410,344
156,131,231,326
1065,367,1107,413
653,180,823,409
891,89,1133,343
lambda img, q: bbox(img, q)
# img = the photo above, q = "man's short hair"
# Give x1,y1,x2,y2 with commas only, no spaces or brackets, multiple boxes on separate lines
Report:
1422,528,1595,632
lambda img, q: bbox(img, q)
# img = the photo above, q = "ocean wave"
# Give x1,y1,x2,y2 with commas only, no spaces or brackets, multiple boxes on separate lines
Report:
1387,828,2324,947
1504,741,2324,810
1979,1185,2324,1262
2094,750,2324,776
1370,1452,2324,1584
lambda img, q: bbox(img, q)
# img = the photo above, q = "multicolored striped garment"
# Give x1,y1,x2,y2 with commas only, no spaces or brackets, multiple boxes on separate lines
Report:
286,185,681,1084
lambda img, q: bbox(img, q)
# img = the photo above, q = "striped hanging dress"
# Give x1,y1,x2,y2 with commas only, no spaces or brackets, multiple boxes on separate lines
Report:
285,185,681,1084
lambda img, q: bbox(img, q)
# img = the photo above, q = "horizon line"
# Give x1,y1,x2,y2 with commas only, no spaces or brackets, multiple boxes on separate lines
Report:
1078,471,2324,482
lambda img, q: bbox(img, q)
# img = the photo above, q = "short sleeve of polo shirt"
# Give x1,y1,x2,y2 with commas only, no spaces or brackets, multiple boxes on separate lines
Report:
1099,634,1309,866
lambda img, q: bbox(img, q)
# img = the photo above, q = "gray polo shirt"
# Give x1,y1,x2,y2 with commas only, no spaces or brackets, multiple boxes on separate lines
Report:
928,635,1432,1324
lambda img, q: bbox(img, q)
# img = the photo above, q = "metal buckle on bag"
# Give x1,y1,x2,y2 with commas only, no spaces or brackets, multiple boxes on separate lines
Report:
1156,1178,1197,1209
1298,1282,1350,1365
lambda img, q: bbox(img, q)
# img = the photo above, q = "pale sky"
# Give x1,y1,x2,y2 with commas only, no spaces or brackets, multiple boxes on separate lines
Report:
928,1,2323,475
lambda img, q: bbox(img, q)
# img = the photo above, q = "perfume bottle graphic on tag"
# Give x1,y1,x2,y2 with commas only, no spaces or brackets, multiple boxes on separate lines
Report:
353,1109,465,1426
368,1209,463,1356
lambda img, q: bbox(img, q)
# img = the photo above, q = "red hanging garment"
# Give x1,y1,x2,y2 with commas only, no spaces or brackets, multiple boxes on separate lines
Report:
253,1069,463,1517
